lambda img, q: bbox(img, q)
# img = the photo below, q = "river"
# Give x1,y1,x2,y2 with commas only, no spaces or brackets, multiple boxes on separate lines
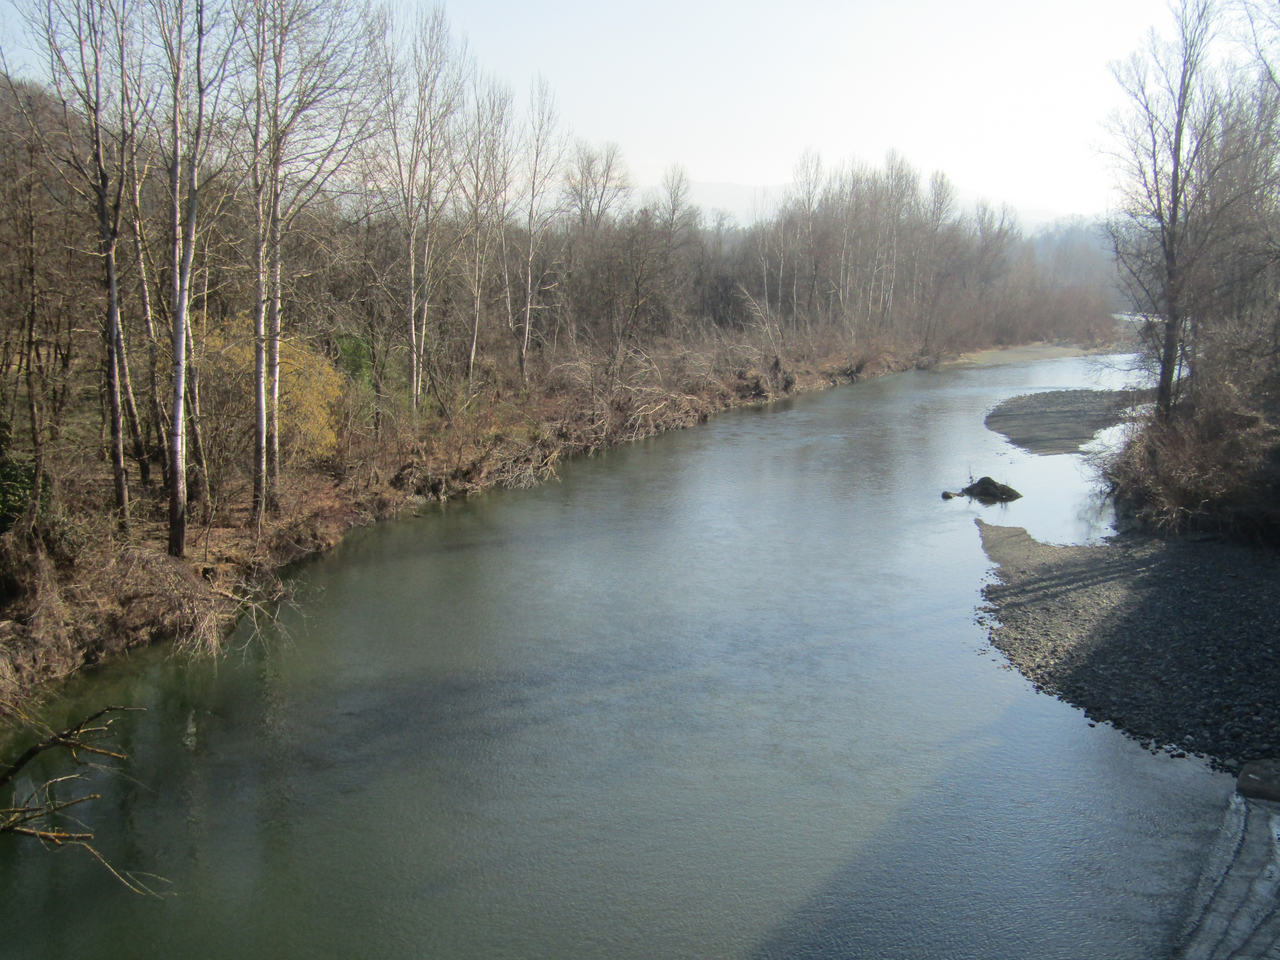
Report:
1,355,1234,959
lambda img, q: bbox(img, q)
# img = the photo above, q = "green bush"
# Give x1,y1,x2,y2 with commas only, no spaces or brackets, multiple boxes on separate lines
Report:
0,458,50,534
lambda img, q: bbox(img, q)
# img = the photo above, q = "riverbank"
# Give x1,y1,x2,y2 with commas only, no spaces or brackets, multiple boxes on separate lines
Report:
0,339,1136,715
3,339,926,711
978,390,1280,773
953,342,1125,367
981,522,1280,773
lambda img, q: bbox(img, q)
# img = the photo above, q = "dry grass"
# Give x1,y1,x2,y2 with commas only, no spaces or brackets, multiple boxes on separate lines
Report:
1104,403,1280,540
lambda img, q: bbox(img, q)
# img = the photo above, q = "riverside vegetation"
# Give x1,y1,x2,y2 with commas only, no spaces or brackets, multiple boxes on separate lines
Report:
1104,0,1280,539
0,0,1120,711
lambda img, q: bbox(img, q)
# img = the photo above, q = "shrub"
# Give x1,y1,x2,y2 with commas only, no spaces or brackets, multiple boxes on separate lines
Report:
196,318,346,497
1105,404,1280,539
0,458,50,534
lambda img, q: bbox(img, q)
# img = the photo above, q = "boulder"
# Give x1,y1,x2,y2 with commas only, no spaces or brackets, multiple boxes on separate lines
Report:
1238,758,1280,802
960,476,1022,503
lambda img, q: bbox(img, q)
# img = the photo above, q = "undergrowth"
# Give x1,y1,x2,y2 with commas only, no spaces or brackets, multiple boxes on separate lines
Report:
1105,403,1280,541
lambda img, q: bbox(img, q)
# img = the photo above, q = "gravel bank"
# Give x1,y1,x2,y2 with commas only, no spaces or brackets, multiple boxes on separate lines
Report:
983,388,1148,455
976,388,1280,773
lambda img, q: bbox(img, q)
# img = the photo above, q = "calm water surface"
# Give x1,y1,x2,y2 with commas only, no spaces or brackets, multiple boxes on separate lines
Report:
1,356,1233,959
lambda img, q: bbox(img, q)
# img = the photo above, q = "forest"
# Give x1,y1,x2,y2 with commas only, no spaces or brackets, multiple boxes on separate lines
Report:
0,0,1121,702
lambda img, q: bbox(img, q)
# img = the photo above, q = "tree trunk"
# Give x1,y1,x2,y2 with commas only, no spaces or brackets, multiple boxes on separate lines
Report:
184,312,211,521
1156,307,1183,417
266,197,281,513
251,198,268,524
128,168,170,488
115,311,148,488
101,236,129,530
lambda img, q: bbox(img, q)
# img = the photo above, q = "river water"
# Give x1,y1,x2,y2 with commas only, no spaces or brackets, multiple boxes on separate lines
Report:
1,356,1234,959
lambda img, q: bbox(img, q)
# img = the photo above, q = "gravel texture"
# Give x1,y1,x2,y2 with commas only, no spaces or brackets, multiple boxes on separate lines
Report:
977,390,1280,774
983,388,1148,455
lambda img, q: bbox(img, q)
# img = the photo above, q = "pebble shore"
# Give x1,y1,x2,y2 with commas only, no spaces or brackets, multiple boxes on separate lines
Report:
976,391,1280,774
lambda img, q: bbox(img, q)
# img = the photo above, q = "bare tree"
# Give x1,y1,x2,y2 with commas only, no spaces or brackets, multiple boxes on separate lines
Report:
1109,0,1223,417
369,3,462,415
791,149,822,323
512,75,563,381
455,70,512,387
123,110,169,490
916,170,958,354
651,163,700,330
563,139,630,239
26,0,149,529
0,81,89,530
238,0,374,518
1239,0,1280,260
152,0,236,557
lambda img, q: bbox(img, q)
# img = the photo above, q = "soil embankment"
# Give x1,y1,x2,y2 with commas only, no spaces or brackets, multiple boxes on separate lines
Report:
978,390,1280,772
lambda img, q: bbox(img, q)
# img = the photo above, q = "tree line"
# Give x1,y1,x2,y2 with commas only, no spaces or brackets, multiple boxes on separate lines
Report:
0,0,1115,559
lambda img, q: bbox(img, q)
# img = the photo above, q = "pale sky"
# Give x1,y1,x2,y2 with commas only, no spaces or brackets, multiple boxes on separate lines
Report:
445,0,1173,222
1,0,1176,223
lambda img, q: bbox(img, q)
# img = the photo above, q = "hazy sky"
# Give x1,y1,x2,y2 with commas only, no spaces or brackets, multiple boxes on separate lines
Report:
444,0,1173,221
1,0,1176,222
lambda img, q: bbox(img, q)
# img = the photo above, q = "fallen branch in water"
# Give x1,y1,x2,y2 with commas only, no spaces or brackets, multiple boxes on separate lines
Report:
1,704,165,894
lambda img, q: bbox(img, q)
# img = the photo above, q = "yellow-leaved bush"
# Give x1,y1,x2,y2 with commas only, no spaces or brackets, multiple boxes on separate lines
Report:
196,317,343,496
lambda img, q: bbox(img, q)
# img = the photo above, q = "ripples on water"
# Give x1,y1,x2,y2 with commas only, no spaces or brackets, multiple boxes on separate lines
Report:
0,355,1234,960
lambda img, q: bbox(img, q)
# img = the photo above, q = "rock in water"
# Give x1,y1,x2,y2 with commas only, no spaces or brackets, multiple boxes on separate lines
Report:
961,476,1022,503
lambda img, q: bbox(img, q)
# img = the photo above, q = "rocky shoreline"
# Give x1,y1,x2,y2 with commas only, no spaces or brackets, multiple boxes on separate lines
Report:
977,390,1280,774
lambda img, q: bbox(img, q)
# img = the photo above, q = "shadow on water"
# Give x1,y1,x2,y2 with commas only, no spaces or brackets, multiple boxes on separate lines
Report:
15,652,1233,960
749,703,1231,960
